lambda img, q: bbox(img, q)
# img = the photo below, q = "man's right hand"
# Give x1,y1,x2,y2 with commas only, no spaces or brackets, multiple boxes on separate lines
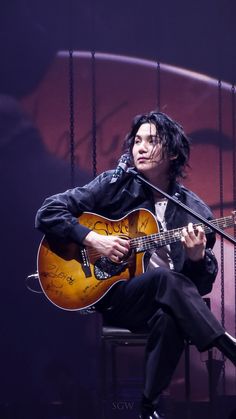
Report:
83,231,130,263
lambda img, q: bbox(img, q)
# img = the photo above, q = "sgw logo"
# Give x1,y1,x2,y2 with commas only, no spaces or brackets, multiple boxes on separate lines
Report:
112,401,134,410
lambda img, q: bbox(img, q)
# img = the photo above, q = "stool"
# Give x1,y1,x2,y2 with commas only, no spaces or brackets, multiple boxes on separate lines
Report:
101,297,213,417
101,326,147,418
101,327,147,395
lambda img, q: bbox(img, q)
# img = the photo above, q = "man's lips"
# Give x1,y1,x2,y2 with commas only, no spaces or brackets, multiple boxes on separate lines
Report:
137,157,150,162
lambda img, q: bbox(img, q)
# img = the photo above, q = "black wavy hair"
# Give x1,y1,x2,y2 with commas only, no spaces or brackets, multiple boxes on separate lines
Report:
123,111,190,180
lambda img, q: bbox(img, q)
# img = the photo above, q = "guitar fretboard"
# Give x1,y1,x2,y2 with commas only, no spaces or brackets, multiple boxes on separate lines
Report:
130,214,235,252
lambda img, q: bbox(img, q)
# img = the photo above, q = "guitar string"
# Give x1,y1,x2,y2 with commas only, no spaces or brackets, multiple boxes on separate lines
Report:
129,216,234,249
88,217,234,252
85,215,234,257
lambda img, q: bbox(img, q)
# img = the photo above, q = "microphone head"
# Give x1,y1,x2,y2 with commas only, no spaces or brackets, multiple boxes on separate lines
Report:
118,153,131,169
110,153,131,183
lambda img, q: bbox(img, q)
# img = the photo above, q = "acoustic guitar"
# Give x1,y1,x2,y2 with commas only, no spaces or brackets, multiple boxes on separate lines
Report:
37,208,236,310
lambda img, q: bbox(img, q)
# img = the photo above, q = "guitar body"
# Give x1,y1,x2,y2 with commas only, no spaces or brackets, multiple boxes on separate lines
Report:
37,208,159,310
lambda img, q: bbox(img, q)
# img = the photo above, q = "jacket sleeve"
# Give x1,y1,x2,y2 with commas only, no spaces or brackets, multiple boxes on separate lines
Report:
180,244,218,296
35,172,111,244
176,187,219,295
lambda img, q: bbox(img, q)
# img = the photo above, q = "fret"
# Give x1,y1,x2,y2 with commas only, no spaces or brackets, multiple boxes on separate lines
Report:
130,213,235,253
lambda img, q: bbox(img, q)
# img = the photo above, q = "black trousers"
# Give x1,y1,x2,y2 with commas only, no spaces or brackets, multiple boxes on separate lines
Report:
96,267,225,402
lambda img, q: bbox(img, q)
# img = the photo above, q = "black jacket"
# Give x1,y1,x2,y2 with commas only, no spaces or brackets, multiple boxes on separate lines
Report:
36,170,218,296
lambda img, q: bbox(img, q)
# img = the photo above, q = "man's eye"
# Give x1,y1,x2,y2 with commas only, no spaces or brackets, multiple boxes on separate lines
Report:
150,137,160,145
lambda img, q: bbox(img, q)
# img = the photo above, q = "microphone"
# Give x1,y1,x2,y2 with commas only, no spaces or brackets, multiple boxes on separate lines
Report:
110,153,131,183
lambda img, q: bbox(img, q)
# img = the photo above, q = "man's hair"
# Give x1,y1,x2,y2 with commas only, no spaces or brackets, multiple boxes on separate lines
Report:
123,111,190,180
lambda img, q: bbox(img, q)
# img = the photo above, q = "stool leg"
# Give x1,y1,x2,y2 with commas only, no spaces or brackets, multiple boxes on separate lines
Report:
184,342,191,418
101,338,107,419
111,343,118,400
207,348,214,419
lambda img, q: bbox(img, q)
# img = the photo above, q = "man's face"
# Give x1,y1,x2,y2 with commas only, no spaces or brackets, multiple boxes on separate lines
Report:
132,122,170,179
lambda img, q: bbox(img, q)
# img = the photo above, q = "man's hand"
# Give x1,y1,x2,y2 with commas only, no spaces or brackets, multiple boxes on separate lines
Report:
181,223,206,261
83,231,130,263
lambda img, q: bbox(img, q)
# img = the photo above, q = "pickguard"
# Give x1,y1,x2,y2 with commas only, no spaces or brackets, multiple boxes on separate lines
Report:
94,257,128,280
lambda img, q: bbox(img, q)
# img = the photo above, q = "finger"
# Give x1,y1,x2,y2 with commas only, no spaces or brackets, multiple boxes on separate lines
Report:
117,237,130,249
111,253,125,263
181,227,191,246
110,254,121,263
113,248,125,258
115,240,130,254
113,239,131,260
195,226,205,241
186,223,197,240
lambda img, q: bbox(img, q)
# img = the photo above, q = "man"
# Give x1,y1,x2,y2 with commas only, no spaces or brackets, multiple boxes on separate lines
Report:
36,111,236,419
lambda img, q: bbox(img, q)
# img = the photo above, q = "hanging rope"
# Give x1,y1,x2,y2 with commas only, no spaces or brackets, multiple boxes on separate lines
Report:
91,50,97,178
68,50,75,187
79,0,98,316
218,79,226,391
156,61,161,111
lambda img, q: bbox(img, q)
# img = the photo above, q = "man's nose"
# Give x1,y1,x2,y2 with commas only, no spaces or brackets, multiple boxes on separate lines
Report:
139,142,148,153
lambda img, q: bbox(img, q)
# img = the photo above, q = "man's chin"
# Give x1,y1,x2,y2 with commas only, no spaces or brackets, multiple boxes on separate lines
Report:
136,164,153,174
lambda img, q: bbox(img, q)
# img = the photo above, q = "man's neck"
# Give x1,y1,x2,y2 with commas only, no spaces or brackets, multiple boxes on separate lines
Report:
146,173,170,198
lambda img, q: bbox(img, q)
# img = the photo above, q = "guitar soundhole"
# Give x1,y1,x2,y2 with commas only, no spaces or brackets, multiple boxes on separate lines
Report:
94,257,127,280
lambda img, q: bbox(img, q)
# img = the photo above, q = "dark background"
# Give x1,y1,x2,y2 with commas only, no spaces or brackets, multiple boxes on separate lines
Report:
1,0,236,98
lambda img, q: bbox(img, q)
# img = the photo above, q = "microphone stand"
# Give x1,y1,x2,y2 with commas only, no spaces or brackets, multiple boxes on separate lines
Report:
129,169,236,246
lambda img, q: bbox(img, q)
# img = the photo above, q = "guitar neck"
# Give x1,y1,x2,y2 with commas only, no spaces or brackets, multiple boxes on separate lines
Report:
130,214,235,252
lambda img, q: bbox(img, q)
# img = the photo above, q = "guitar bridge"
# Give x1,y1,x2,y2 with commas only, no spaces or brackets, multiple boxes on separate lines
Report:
80,248,92,278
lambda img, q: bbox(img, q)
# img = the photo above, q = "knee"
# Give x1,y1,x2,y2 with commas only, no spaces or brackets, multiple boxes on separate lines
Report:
149,267,195,297
143,267,170,293
148,307,184,340
148,267,172,282
148,307,173,328
149,267,179,289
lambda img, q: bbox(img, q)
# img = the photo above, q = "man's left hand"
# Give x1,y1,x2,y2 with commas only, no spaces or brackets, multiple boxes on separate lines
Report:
181,223,207,261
